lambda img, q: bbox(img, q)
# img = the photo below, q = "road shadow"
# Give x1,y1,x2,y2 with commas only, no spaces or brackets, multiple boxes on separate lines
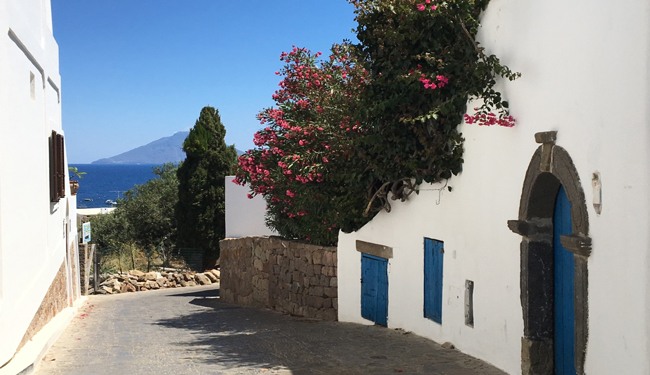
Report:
154,288,507,375
155,291,329,373
166,287,220,298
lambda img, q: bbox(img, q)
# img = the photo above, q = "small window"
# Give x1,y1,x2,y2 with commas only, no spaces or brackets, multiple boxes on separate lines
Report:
49,130,65,202
424,237,443,323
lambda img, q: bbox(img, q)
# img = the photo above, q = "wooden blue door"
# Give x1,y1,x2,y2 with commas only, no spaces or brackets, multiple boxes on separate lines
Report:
361,253,388,326
554,186,576,375
424,238,443,323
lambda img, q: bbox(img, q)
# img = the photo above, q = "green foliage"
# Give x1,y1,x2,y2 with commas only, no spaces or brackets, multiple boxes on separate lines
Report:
176,106,237,261
89,163,179,271
68,166,86,179
351,0,519,191
237,0,518,245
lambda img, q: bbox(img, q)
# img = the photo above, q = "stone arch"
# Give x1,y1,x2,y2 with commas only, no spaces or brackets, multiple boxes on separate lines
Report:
508,131,591,375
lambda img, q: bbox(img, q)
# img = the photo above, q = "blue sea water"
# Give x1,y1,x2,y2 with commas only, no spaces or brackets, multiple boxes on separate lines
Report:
70,164,160,208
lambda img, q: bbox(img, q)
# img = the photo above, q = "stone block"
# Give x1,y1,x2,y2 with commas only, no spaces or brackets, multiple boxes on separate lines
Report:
195,273,212,285
312,251,323,265
145,271,161,281
253,258,263,271
204,272,218,283
129,269,145,278
324,287,337,298
310,286,324,297
330,277,338,287
319,275,329,286
322,251,334,267
120,283,136,293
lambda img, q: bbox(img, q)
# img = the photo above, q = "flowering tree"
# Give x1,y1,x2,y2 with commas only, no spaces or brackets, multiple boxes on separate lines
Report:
237,0,519,245
235,44,370,245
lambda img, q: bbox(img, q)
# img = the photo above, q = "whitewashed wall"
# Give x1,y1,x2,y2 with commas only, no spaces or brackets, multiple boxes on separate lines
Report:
0,0,78,367
338,0,650,373
225,176,277,238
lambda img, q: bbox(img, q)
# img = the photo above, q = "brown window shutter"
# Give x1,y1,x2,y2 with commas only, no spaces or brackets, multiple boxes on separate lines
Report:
49,131,57,202
57,133,65,199
49,131,66,202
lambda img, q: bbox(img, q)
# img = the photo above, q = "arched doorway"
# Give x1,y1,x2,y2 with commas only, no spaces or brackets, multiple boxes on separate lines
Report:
508,131,591,375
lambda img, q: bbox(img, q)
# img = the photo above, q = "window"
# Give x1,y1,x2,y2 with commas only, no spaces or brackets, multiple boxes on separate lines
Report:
424,237,443,323
49,130,65,202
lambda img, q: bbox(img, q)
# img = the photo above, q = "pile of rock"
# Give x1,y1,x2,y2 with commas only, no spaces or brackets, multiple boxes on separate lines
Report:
94,269,220,295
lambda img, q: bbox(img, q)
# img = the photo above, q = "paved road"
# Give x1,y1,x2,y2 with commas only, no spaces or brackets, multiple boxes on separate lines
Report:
36,285,506,375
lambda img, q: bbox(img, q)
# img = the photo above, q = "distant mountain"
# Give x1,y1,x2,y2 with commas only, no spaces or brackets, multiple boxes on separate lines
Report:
92,131,245,165
92,131,189,165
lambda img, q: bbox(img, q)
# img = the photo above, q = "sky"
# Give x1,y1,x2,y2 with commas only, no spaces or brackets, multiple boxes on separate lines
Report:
50,1,358,163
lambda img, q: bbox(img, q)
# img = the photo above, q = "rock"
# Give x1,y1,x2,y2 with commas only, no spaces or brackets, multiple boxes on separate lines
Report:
204,272,218,283
111,279,122,292
156,278,167,288
195,273,212,285
99,276,115,286
144,272,160,281
209,269,221,279
442,342,455,350
91,269,215,295
121,282,137,293
101,285,114,294
129,270,145,277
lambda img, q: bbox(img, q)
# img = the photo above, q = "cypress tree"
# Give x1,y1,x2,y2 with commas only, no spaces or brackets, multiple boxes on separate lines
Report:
176,106,237,267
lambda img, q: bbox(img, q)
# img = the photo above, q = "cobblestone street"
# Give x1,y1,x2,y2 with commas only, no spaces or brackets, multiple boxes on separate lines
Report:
36,285,506,375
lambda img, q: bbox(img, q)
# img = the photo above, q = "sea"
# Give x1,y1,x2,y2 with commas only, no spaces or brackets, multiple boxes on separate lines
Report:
70,164,160,209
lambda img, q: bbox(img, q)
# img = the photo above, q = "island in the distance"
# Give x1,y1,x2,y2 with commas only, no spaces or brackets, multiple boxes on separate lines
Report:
92,131,244,165
92,131,189,165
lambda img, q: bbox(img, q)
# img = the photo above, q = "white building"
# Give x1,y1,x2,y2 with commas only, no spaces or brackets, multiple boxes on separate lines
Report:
337,1,650,374
0,0,81,372
225,176,277,238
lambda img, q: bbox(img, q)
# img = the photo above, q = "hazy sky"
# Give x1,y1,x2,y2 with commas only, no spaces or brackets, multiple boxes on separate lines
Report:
51,1,357,163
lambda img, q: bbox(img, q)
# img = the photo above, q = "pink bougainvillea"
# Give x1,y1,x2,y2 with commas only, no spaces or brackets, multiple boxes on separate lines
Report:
234,43,368,245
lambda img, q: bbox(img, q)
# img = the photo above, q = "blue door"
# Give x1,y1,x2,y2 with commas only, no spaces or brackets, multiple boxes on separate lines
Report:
424,238,443,323
361,253,388,326
554,186,576,375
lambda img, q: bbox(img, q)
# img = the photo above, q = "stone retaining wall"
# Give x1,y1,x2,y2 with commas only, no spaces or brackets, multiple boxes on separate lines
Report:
220,237,337,321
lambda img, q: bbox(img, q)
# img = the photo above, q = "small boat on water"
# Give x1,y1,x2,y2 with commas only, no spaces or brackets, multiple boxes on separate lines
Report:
105,199,117,206
83,198,93,202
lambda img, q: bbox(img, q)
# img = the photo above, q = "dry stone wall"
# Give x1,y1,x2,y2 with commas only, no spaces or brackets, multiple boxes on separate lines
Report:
220,237,337,321
94,269,220,294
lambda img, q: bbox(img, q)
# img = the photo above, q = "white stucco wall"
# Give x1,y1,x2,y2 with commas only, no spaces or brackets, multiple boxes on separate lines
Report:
338,0,650,374
224,176,277,238
0,0,78,367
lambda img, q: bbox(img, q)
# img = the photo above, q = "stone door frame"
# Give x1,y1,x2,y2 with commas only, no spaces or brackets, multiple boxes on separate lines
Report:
508,131,591,375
